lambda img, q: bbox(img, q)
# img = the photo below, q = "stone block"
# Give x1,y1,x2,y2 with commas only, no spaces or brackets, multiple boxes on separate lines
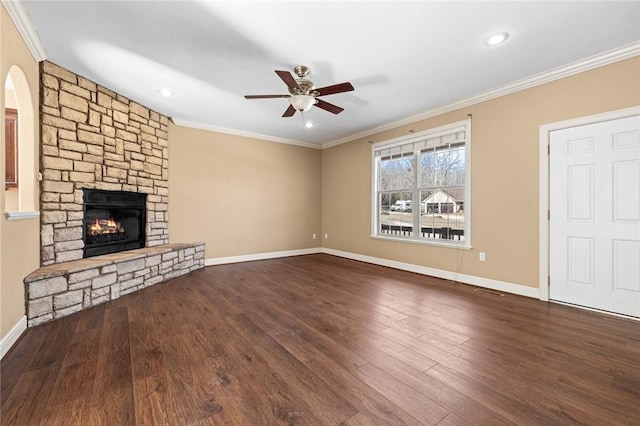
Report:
55,304,83,319
78,129,104,145
41,224,54,246
73,161,95,172
92,273,117,289
106,167,127,179
97,92,112,108
43,74,59,90
42,210,67,224
58,149,83,161
78,76,97,92
43,114,77,131
101,264,117,274
129,102,149,119
69,279,92,291
144,275,164,288
162,251,178,262
29,276,67,299
118,130,138,143
86,144,104,156
113,110,129,124
61,107,88,123
59,202,83,211
117,258,145,275
29,313,54,327
134,268,151,278
43,156,73,171
29,297,53,318
41,246,55,262
42,125,58,146
59,91,88,113
145,254,161,267
111,99,129,113
83,153,103,163
69,268,100,284
43,87,59,108
120,277,144,291
56,249,83,263
110,283,121,300
59,139,87,153
43,180,74,194
61,81,91,99
70,171,95,183
53,227,82,242
54,289,84,309
43,61,77,83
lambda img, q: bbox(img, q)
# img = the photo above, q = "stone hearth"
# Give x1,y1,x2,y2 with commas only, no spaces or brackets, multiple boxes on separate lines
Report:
25,242,205,326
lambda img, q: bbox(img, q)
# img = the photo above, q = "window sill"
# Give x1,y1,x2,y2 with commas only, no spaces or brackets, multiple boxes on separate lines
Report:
4,211,40,221
370,234,472,250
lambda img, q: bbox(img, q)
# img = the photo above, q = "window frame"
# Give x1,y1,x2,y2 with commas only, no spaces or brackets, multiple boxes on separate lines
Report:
5,107,18,190
371,118,472,249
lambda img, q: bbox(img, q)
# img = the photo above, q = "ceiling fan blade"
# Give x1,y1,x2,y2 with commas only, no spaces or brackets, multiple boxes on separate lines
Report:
245,94,290,99
275,70,301,92
314,82,354,96
314,99,344,114
282,104,296,117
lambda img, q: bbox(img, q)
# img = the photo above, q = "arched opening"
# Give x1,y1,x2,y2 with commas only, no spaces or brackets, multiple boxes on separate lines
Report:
4,65,37,213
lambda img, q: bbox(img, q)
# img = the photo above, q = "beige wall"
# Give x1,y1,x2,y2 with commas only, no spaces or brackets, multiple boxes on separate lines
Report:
1,4,40,340
322,57,640,289
169,125,322,259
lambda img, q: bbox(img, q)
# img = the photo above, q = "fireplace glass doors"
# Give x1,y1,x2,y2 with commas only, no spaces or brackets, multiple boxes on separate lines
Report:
83,189,147,258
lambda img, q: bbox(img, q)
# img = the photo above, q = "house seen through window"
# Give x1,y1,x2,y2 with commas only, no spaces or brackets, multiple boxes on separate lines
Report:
373,119,471,247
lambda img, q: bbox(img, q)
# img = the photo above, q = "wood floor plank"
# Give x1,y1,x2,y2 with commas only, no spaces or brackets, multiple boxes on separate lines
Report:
87,305,135,425
353,363,449,425
2,254,639,425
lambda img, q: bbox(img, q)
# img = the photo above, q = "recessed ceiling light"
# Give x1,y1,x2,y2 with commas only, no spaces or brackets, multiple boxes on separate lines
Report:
304,121,314,128
484,32,509,46
158,88,174,97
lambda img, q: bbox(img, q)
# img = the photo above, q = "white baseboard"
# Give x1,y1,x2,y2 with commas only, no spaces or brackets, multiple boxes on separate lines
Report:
205,247,322,266
204,246,539,299
321,248,540,299
1,315,27,360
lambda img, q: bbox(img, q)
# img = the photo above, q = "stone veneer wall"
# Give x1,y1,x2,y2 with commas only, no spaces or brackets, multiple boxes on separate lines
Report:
40,61,169,265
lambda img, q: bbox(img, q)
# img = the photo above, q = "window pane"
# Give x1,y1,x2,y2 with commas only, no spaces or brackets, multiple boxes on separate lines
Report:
379,191,413,237
379,153,414,191
420,144,465,188
419,187,465,241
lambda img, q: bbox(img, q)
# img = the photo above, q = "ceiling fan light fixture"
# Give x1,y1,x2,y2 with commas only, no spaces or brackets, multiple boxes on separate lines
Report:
289,94,316,112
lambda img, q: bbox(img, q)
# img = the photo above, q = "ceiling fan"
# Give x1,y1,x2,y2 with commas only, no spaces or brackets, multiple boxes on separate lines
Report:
244,65,354,117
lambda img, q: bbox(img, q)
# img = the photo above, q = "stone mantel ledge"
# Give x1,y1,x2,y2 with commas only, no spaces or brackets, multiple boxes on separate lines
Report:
25,243,203,282
25,242,206,327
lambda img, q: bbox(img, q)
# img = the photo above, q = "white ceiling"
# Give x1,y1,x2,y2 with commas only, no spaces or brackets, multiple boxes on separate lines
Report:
12,1,640,147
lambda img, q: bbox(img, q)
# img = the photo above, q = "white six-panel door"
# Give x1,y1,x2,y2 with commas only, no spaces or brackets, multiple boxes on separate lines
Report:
550,115,640,318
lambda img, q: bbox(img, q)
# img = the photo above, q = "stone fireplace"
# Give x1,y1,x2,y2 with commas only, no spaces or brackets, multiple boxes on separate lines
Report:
24,61,206,327
40,61,169,265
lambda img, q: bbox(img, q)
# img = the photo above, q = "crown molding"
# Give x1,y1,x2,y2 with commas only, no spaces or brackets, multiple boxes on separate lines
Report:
2,0,47,62
322,41,640,149
171,119,322,150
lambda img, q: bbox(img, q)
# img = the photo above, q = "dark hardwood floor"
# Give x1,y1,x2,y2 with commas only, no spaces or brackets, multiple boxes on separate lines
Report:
2,254,639,425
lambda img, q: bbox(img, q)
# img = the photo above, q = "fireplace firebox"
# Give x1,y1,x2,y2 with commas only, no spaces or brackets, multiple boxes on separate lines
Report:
82,189,147,258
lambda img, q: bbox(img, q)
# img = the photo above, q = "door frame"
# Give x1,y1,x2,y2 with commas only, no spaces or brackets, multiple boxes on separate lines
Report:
538,106,640,302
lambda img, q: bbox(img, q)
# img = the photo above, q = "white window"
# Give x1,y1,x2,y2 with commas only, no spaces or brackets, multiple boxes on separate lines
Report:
372,119,471,248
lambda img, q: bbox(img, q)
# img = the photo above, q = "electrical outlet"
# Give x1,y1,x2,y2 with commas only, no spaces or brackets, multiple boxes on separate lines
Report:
312,233,316,239
479,252,486,262
324,233,328,239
